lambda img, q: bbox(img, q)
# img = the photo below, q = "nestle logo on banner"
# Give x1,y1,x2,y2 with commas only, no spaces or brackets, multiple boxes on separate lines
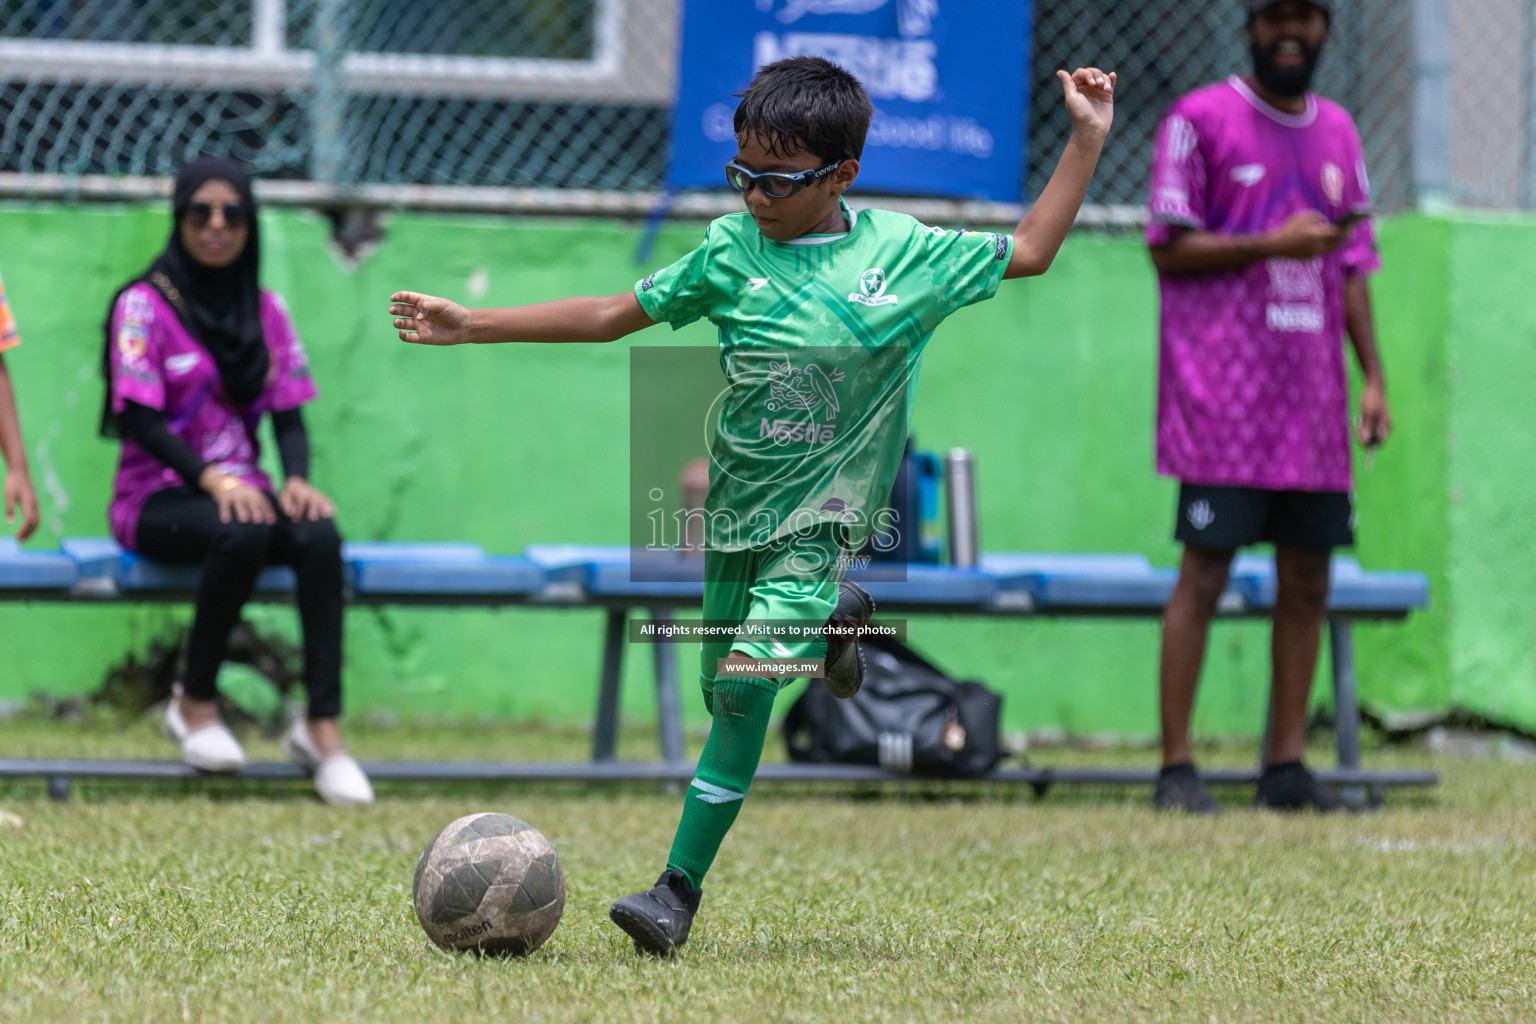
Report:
751,0,939,103
760,0,939,37
754,33,937,102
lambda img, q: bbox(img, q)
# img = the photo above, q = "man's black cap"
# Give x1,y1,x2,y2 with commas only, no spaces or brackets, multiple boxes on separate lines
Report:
1248,0,1332,15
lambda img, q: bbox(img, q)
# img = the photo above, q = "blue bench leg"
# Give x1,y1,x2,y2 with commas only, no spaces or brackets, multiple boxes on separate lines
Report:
1330,618,1362,769
649,609,686,764
1329,617,1370,804
593,609,627,762
1258,691,1274,772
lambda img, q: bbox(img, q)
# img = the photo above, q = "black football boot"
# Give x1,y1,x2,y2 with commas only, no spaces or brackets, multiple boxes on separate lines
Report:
823,580,875,699
609,869,703,955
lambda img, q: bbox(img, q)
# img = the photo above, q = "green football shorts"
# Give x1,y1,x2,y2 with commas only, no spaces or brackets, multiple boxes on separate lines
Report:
697,526,849,700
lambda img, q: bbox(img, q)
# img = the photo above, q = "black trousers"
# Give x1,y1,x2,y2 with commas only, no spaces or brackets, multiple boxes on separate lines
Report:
135,486,345,719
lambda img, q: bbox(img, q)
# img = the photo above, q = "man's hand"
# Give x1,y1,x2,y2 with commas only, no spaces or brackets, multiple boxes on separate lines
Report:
1358,379,1391,449
1058,67,1116,138
391,292,472,346
279,477,336,522
4,467,39,541
1265,210,1348,260
199,467,275,525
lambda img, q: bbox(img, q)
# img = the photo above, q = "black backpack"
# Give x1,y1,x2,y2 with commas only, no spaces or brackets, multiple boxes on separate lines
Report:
782,641,1005,777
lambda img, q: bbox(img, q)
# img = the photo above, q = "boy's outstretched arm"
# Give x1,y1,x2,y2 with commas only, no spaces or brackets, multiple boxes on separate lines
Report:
1005,68,1116,280
390,290,657,346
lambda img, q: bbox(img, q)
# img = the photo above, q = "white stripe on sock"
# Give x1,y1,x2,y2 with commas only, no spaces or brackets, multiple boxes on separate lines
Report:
689,778,745,805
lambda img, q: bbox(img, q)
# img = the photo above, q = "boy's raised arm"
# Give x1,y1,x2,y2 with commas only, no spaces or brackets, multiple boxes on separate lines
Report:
1006,67,1116,280
390,290,657,346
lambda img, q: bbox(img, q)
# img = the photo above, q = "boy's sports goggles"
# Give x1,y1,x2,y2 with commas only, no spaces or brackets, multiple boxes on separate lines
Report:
724,159,843,199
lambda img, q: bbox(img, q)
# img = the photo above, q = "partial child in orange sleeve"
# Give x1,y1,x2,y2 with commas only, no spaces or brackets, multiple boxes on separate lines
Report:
0,272,40,540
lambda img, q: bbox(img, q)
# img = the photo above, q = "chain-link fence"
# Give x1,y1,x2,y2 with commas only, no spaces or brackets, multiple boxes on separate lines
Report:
1449,0,1536,208
0,0,674,191
1032,0,1416,211
0,0,1521,212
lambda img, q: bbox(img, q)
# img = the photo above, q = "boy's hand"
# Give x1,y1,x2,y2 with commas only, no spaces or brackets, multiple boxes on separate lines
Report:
391,292,472,346
1057,67,1116,138
4,467,39,541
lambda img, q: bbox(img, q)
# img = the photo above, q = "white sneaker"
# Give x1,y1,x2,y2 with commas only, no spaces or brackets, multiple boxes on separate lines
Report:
163,687,246,773
283,716,374,807
313,754,375,807
280,715,323,770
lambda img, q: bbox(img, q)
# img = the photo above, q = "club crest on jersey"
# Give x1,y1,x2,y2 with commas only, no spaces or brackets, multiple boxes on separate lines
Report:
1322,162,1344,205
849,267,898,307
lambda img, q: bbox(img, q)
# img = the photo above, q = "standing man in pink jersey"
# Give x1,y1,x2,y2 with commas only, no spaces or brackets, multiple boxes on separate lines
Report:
1147,0,1391,812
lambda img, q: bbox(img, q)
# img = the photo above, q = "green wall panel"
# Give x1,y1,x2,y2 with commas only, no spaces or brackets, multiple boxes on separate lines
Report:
0,204,1478,738
1445,220,1536,729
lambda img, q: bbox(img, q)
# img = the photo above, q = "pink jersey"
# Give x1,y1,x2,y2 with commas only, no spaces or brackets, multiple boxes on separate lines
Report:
108,282,317,547
1147,76,1380,492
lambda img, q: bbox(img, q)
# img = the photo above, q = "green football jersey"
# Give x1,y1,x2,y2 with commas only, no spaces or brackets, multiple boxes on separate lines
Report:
636,198,1012,553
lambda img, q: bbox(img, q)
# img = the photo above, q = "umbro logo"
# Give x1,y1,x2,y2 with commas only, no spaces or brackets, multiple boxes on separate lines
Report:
1186,499,1216,531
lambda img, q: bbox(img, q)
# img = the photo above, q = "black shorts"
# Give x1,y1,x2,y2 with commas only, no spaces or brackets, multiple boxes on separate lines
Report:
1173,484,1354,550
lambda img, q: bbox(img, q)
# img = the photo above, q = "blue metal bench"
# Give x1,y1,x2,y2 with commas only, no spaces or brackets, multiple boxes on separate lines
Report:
976,550,1429,789
517,544,1429,795
59,537,552,606
0,539,1434,799
63,535,309,596
0,537,78,595
343,542,549,604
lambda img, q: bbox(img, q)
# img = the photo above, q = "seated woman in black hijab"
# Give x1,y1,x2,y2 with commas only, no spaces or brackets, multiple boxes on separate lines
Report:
102,156,372,806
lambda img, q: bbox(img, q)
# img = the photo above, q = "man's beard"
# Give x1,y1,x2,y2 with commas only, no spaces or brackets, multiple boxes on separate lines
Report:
1250,38,1323,97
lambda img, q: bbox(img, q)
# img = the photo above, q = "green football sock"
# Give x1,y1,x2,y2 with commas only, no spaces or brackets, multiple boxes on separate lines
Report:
666,678,777,889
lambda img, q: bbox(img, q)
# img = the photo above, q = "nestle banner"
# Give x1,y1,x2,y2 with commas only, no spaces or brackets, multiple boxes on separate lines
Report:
669,1,1033,202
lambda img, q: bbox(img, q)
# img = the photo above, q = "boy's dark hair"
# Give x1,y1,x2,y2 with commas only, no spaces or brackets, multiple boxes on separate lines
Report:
733,56,872,163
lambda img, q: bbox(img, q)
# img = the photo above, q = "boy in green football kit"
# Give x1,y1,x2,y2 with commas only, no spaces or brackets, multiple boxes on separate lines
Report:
391,56,1116,954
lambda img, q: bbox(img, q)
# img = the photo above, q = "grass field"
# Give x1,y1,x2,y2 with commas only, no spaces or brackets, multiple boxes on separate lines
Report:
1,717,1532,1023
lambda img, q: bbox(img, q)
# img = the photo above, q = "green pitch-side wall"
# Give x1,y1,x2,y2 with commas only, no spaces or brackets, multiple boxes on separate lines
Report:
0,205,1525,739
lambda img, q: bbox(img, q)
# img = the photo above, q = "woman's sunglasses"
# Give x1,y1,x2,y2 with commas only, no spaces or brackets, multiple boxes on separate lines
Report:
724,159,842,199
185,202,251,229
